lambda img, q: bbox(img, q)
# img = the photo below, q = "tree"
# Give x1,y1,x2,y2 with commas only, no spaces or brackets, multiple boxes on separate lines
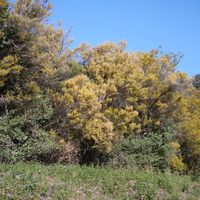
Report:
74,43,186,133
0,0,69,163
54,42,188,157
176,86,200,173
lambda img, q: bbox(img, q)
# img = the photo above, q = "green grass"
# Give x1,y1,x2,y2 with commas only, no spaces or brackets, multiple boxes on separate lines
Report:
0,163,200,200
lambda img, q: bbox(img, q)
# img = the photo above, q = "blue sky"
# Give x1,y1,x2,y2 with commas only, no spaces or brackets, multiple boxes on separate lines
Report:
49,1,199,76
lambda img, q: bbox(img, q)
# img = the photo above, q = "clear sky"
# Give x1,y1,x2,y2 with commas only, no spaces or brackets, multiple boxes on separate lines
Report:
49,0,200,76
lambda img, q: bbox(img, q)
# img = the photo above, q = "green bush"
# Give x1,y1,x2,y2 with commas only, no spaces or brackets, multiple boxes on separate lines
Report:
108,126,174,170
0,96,59,163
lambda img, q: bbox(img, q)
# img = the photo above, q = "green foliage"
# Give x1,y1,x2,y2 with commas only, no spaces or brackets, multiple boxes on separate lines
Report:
108,125,175,170
193,74,200,90
0,96,59,162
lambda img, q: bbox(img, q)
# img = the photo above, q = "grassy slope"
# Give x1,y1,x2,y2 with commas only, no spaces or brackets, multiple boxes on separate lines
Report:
0,163,200,200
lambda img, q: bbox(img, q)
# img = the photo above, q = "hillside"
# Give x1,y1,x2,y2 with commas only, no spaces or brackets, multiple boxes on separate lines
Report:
1,163,200,200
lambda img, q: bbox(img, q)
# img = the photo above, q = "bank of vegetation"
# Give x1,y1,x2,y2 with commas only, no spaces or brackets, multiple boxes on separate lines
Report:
0,1,200,194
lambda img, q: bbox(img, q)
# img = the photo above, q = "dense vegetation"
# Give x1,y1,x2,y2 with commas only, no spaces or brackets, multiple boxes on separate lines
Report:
0,0,200,179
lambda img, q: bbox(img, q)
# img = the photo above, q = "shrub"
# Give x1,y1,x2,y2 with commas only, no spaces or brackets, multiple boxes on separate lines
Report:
0,96,59,163
108,126,174,170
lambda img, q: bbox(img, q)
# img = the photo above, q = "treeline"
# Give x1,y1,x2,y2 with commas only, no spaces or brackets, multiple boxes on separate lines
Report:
0,0,200,176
